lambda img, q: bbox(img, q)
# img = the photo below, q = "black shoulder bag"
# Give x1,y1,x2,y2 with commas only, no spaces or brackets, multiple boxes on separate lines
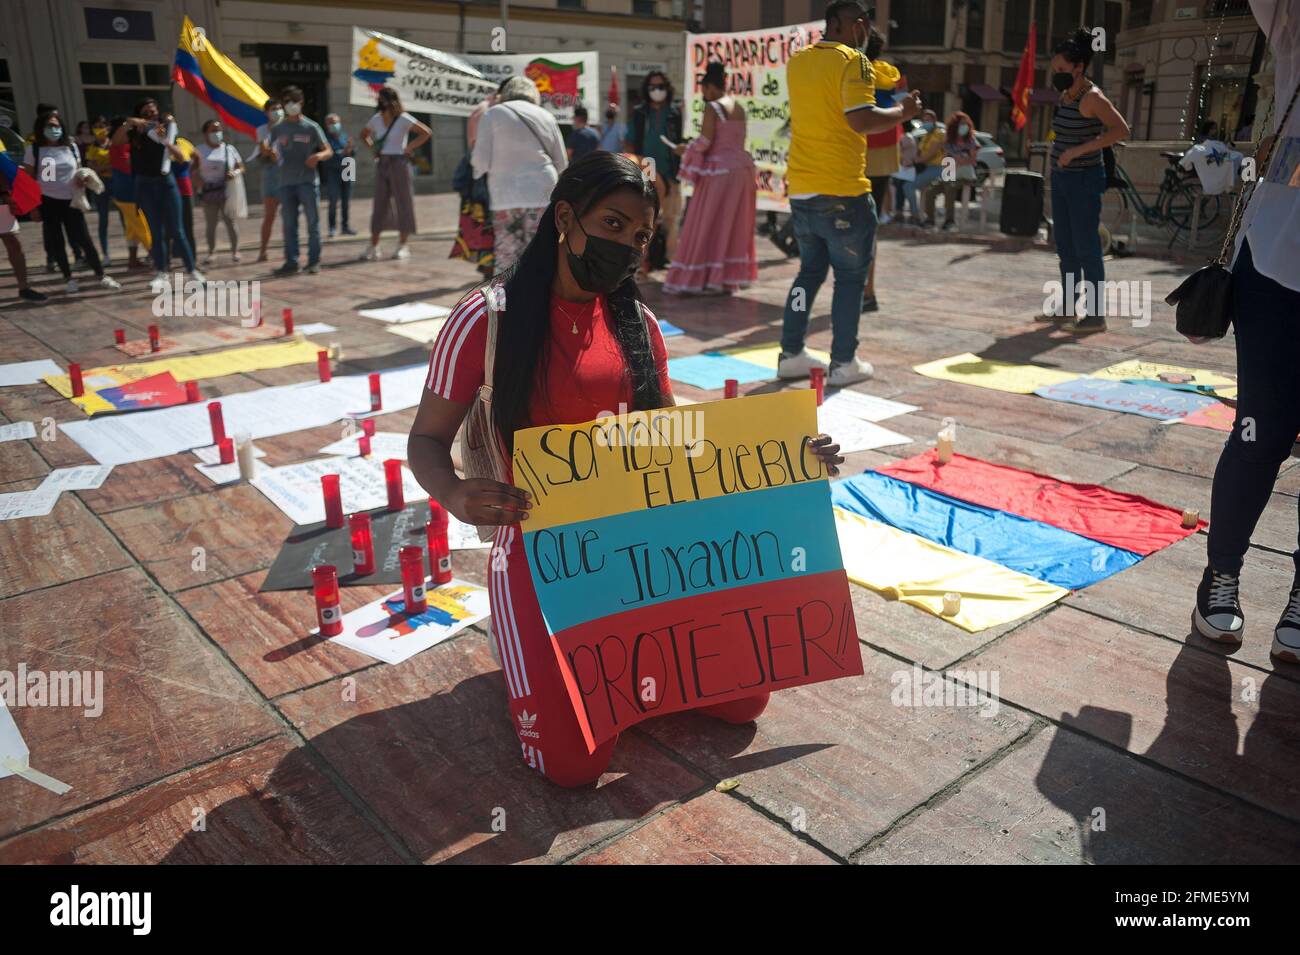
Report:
1165,79,1299,339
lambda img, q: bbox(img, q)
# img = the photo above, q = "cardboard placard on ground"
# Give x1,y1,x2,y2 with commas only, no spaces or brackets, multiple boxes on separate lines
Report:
261,498,487,592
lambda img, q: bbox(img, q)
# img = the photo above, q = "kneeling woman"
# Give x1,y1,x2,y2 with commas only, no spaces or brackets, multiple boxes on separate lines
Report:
409,153,843,786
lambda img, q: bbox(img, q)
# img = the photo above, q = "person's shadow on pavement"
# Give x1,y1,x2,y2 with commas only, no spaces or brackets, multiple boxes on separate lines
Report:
1035,641,1299,863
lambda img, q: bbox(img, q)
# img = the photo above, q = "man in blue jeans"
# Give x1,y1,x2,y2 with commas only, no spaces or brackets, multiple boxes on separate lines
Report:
270,86,332,276
778,1,920,387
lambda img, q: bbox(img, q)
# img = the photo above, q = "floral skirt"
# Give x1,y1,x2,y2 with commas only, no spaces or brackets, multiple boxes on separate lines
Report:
491,206,545,274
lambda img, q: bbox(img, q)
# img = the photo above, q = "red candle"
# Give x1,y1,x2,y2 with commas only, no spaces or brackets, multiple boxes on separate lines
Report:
282,307,294,336
399,546,428,615
349,512,375,575
185,380,200,403
312,565,343,636
384,459,404,511
316,349,331,382
361,418,376,438
218,436,235,465
358,434,372,457
321,473,344,529
148,325,161,352
207,401,226,445
724,378,739,399
368,373,382,413
114,328,126,345
810,367,825,406
69,363,84,398
427,501,451,585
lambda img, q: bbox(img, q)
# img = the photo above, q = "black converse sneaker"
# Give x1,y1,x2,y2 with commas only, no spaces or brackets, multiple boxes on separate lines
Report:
1193,567,1244,643
1271,583,1300,664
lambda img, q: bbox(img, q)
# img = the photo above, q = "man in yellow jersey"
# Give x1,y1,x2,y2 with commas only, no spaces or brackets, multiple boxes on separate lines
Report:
778,1,921,387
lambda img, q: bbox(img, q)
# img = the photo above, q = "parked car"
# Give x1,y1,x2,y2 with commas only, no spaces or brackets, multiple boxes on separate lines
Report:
974,131,1006,185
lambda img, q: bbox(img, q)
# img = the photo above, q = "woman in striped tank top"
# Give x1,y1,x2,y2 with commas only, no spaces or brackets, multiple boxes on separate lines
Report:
1045,28,1129,333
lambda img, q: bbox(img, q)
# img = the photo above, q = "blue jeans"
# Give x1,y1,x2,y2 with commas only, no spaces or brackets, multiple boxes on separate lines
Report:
135,174,195,272
1207,239,1300,576
323,169,351,230
780,192,877,364
1050,163,1106,317
893,176,921,219
280,180,321,266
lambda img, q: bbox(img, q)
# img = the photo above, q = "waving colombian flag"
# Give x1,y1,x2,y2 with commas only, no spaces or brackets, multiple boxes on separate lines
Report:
0,153,42,215
172,16,267,137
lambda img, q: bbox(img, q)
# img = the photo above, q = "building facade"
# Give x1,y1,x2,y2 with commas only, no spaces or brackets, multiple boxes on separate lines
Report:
0,0,691,196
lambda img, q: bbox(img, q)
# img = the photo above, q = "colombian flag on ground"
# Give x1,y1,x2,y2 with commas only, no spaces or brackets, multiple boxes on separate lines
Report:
0,153,42,215
172,16,267,136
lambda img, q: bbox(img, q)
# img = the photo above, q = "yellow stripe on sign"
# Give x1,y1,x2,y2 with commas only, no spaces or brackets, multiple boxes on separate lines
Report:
45,339,324,407
512,389,827,530
833,508,1068,632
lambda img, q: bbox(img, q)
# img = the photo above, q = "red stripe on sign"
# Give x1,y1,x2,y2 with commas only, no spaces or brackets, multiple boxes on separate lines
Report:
551,570,862,753
875,451,1204,556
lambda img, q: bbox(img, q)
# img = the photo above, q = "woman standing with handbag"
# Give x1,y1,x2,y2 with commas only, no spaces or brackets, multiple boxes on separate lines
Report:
359,87,431,261
196,119,247,264
408,152,845,786
1188,0,1300,664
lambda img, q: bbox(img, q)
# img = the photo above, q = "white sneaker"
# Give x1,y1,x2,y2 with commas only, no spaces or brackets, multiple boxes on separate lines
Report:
1272,585,1300,664
65,278,80,294
878,213,893,225
392,245,410,260
777,350,828,380
99,275,121,290
360,245,380,261
150,271,168,294
189,269,207,284
828,357,875,387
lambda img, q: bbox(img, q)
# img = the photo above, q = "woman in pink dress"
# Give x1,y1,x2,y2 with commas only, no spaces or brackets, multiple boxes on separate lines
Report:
664,62,757,295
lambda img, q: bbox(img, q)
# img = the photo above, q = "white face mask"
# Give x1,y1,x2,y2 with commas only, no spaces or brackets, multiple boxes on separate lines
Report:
269,109,284,124
209,131,223,144
957,123,970,137
284,102,302,117
648,88,668,103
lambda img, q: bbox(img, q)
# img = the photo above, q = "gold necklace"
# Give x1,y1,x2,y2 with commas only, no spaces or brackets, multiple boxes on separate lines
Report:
554,297,593,335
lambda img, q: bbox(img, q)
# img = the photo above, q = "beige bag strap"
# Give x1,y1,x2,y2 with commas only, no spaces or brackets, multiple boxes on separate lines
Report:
482,288,500,389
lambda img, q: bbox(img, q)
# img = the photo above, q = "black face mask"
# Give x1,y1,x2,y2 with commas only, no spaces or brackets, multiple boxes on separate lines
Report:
564,216,641,294
1052,71,1076,92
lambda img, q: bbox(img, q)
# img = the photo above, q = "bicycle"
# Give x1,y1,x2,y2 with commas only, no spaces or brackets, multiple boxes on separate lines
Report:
1101,145,1223,254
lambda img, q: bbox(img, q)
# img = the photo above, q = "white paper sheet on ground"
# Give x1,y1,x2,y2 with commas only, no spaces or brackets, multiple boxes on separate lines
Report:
448,515,491,550
0,702,70,794
59,364,429,466
820,389,918,423
0,421,37,443
817,404,913,453
324,580,490,664
192,444,267,466
196,458,270,485
38,465,113,492
0,360,62,387
0,488,60,521
318,431,410,460
385,317,448,346
359,302,452,324
252,456,426,525
297,322,338,335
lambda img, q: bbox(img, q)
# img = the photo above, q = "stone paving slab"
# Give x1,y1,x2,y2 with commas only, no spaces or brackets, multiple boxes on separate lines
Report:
0,568,280,835
966,606,1300,822
0,486,131,598
0,735,403,864
858,723,1300,864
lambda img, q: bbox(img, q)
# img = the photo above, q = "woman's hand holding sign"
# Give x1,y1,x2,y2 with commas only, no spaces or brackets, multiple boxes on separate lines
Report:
446,478,532,526
810,433,845,477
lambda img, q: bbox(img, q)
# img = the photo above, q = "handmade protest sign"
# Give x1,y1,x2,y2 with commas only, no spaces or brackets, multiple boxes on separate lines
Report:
512,390,862,752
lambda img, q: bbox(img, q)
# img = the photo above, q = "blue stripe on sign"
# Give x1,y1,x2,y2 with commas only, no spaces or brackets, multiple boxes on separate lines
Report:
831,471,1141,590
523,480,841,633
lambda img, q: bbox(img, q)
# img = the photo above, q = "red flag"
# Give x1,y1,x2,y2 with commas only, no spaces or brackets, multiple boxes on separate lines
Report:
1010,22,1036,132
607,65,619,107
